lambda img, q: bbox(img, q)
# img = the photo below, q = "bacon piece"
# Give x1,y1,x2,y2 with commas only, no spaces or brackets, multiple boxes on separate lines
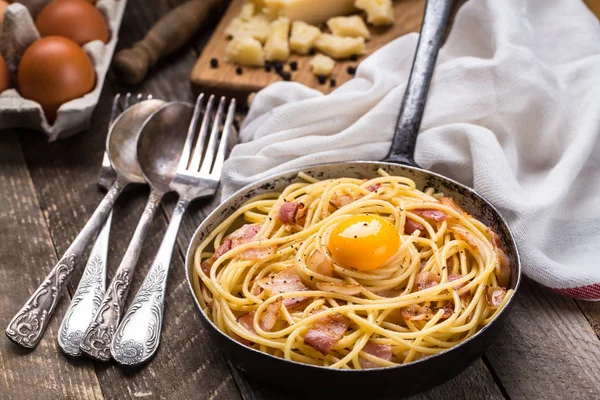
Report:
329,194,354,209
203,224,273,273
215,238,233,259
448,274,467,290
296,202,308,224
235,313,257,346
307,250,335,277
243,246,277,260
260,297,283,331
201,259,214,275
495,248,511,288
374,289,401,298
453,226,480,250
366,183,381,192
304,313,350,355
401,305,436,321
316,282,361,296
486,229,511,289
440,302,454,319
229,224,261,245
416,271,440,291
278,201,301,224
412,208,448,222
201,235,235,275
255,267,310,309
228,224,276,260
486,286,507,308
359,341,392,369
439,197,468,215
404,219,426,236
487,228,511,287
488,228,503,249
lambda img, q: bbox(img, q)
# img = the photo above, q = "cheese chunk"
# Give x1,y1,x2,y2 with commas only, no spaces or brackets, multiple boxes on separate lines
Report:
315,34,364,59
265,0,356,25
327,15,370,39
225,14,271,44
249,0,267,7
355,0,394,26
240,3,256,21
226,36,265,67
289,21,321,54
310,54,335,76
264,17,290,61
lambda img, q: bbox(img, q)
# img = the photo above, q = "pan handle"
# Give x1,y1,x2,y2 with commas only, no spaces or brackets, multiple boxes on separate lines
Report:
385,0,455,166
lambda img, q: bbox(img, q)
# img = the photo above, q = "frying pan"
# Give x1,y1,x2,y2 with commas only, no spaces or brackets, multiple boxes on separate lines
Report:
185,0,521,397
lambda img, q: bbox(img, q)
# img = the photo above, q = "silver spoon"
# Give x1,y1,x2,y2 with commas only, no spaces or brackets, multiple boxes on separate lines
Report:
79,101,192,362
57,93,151,357
5,99,164,349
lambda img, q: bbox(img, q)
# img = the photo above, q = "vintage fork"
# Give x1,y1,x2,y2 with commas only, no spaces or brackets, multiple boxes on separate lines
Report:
111,94,236,366
57,93,149,357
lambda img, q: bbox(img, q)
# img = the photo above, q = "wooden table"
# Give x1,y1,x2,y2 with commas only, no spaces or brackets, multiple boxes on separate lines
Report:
2,1,600,399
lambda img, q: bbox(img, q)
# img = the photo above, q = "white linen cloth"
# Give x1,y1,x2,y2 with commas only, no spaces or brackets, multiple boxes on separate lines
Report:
221,0,600,300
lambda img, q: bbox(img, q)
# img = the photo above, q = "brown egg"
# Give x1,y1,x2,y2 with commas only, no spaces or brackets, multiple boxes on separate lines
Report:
18,36,95,122
0,54,9,93
36,0,109,46
0,1,9,27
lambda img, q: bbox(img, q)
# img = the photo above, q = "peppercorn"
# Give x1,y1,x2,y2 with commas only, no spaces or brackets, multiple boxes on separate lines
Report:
210,58,218,68
235,66,243,75
290,61,298,71
317,74,327,84
347,66,357,75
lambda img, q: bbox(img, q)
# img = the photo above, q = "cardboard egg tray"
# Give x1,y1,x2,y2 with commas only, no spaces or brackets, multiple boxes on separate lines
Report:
0,0,127,141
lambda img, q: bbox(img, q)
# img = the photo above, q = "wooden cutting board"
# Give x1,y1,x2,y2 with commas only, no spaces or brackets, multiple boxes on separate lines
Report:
190,0,426,102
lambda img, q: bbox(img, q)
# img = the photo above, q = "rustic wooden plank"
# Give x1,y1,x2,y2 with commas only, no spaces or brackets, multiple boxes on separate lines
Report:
576,300,600,339
484,278,600,399
222,359,504,400
0,132,104,399
190,0,426,101
16,1,241,397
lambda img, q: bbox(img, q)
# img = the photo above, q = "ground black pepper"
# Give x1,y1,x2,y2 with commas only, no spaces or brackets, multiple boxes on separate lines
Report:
210,58,218,68
290,61,298,71
281,71,291,81
317,74,327,84
350,54,358,61
347,66,357,75
330,78,336,87
236,66,243,75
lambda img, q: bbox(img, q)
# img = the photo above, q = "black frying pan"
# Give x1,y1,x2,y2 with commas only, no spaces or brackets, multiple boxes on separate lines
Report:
185,1,521,397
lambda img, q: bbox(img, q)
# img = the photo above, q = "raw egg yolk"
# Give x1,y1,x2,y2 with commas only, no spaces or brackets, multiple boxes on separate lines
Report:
327,215,400,271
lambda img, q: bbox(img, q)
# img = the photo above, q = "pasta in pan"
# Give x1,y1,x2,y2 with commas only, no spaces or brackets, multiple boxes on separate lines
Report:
192,170,512,369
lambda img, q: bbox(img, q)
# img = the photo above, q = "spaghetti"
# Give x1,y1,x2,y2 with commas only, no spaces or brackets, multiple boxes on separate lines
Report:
192,169,512,369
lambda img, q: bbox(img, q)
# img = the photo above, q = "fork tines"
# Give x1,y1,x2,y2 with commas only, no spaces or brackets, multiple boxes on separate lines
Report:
178,94,236,178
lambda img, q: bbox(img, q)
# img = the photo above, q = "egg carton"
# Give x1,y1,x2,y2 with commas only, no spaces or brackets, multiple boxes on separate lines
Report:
0,0,127,141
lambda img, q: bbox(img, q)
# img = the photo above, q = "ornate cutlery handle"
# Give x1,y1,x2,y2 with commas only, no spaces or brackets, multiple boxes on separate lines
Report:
80,189,163,361
111,198,189,366
58,211,112,357
5,179,127,349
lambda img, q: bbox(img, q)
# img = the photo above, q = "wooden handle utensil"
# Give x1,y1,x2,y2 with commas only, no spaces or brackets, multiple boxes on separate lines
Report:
113,0,223,84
